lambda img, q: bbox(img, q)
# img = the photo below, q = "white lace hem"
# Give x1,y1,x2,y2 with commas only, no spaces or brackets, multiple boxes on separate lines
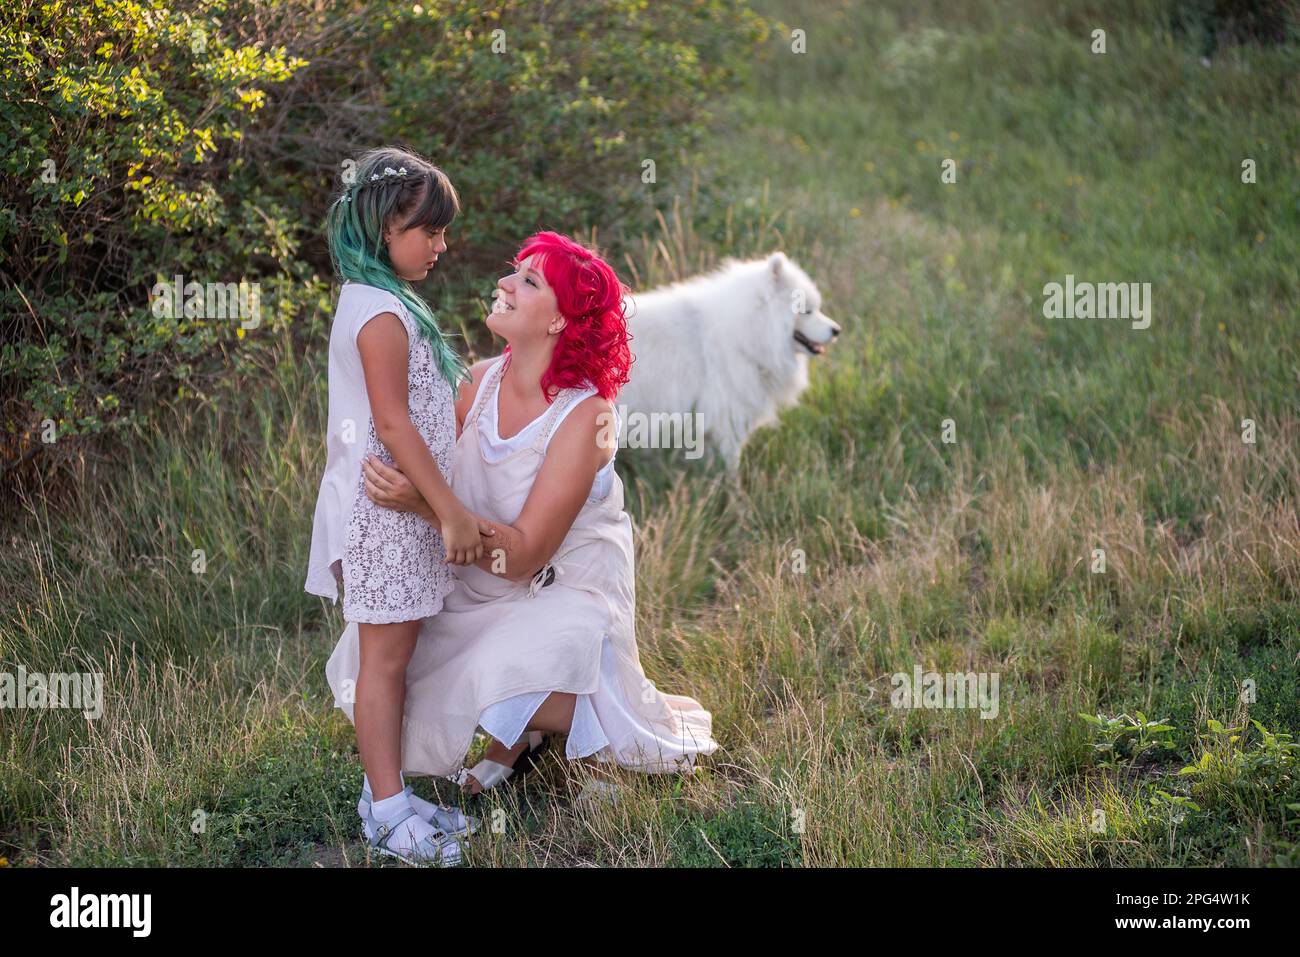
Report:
343,576,456,626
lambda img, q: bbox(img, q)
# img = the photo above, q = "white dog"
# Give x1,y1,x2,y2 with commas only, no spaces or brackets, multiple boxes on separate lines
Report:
617,252,841,472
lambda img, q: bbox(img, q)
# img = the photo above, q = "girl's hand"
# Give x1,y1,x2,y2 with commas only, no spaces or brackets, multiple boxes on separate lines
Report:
362,456,425,514
442,508,487,566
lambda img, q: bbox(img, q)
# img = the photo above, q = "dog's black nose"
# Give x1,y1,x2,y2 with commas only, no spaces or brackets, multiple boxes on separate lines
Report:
830,326,840,337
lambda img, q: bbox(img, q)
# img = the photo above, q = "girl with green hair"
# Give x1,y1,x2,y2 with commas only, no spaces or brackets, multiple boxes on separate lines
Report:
306,146,493,865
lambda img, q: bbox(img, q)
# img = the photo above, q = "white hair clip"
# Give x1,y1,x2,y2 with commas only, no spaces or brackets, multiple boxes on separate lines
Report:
342,164,408,203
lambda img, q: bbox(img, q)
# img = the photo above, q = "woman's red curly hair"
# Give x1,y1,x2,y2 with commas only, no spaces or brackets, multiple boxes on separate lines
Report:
508,231,633,403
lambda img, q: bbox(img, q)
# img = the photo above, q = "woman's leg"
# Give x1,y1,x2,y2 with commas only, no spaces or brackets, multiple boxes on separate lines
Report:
354,621,420,801
463,692,577,795
526,691,577,734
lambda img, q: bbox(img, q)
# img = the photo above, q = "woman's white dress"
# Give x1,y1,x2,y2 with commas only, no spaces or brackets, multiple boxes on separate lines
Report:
325,356,718,778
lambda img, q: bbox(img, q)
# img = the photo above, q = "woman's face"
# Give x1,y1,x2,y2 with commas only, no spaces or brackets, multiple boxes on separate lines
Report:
385,220,448,282
488,254,563,343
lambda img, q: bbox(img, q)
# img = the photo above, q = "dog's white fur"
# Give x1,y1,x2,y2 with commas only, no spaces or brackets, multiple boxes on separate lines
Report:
619,252,840,472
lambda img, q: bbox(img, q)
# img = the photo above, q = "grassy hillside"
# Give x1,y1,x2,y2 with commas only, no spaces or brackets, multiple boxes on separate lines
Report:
2,0,1297,866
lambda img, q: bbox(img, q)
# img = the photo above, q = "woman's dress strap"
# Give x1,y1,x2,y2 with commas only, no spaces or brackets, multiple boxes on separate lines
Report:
530,386,598,456
464,356,508,430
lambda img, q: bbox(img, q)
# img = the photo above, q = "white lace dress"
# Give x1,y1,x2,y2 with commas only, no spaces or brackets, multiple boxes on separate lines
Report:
340,303,458,624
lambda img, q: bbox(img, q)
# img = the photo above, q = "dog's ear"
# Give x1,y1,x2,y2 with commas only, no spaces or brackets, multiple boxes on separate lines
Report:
768,251,787,282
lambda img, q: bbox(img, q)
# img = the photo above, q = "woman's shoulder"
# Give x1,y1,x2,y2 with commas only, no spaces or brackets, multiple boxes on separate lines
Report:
550,392,617,465
570,390,613,417
568,386,615,425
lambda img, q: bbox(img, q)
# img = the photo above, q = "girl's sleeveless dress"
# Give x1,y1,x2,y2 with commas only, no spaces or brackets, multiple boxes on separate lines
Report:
325,356,718,777
340,301,457,624
304,282,457,626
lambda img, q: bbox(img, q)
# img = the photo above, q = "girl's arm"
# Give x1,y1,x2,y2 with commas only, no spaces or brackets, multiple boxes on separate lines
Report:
362,394,614,581
356,314,489,565
363,455,504,556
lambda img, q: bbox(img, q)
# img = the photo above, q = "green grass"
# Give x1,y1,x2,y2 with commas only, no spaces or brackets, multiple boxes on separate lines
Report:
2,0,1298,866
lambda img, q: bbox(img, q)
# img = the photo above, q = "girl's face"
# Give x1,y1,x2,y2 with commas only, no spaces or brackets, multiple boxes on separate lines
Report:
384,220,448,282
487,254,563,344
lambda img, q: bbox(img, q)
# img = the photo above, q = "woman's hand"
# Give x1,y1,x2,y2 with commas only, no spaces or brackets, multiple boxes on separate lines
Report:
362,455,496,564
362,456,427,516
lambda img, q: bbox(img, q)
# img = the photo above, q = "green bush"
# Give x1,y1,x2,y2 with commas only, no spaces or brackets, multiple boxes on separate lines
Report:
1,0,312,470
0,0,767,484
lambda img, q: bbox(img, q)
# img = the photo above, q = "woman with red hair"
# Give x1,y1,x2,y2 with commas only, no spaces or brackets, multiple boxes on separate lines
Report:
327,231,717,804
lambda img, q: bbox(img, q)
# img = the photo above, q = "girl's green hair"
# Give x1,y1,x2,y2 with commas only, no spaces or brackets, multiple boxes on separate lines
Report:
325,147,469,387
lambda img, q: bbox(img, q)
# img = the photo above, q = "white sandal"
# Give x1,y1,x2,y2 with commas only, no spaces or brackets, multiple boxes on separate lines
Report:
359,782,477,837
455,731,547,793
366,806,464,867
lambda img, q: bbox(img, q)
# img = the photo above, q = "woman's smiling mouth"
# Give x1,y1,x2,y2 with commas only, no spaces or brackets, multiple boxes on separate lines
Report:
491,296,515,314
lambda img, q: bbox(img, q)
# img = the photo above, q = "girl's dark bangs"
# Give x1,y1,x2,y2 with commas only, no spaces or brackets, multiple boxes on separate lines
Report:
399,172,459,230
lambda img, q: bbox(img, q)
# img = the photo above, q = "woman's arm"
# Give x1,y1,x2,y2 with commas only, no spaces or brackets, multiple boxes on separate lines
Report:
488,395,613,579
362,394,614,581
356,314,486,565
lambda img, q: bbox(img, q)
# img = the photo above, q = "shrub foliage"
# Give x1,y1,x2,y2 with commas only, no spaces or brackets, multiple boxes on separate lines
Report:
0,0,766,480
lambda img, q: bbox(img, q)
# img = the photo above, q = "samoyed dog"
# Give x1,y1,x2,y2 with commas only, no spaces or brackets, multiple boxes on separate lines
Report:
618,252,840,472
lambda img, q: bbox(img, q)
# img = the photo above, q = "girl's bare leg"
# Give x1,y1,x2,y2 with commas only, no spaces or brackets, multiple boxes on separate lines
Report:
355,621,420,802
